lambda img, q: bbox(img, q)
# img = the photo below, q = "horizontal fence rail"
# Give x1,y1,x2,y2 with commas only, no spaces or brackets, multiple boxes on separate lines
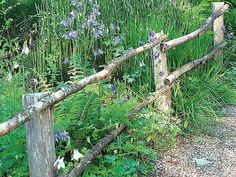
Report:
0,2,230,177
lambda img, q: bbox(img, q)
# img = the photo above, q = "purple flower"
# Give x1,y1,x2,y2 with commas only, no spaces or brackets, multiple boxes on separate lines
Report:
110,84,117,94
60,18,74,27
93,49,104,57
92,5,101,17
87,14,97,27
63,30,78,40
92,24,104,39
71,0,84,9
114,36,123,46
54,129,70,142
226,32,234,40
162,44,170,51
148,31,156,42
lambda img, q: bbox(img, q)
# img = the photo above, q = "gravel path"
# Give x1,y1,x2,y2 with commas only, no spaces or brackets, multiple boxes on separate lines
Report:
156,107,236,177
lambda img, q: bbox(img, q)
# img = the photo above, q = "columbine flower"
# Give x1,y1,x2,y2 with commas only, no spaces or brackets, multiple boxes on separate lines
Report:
30,78,39,89
226,32,234,40
7,73,12,82
162,44,170,51
110,84,117,94
139,60,145,67
148,31,156,42
92,24,104,39
71,0,84,9
60,18,74,27
63,57,70,64
114,36,123,46
13,61,19,70
22,43,30,55
93,49,104,58
54,129,70,142
63,30,78,40
72,149,84,161
91,4,100,17
54,157,65,170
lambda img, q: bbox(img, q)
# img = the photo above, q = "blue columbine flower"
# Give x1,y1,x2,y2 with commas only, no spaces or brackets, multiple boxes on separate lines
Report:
226,32,234,40
60,18,74,27
93,49,104,58
63,30,78,40
71,0,84,9
54,129,70,142
92,24,104,39
111,84,117,94
114,36,123,46
148,31,156,42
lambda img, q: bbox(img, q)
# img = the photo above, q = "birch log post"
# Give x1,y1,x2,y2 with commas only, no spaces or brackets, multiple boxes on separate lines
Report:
212,2,225,57
23,93,56,177
148,31,170,113
0,34,167,137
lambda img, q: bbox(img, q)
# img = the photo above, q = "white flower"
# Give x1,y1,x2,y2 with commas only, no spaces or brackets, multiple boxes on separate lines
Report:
139,60,145,67
22,43,30,55
13,61,19,70
54,157,65,170
72,149,84,161
7,73,12,82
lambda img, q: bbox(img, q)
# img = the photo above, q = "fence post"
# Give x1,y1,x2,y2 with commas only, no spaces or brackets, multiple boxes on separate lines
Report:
23,93,56,177
149,31,171,114
212,2,225,57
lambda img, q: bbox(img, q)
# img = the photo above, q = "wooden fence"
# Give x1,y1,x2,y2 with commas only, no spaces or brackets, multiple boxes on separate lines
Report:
0,2,229,177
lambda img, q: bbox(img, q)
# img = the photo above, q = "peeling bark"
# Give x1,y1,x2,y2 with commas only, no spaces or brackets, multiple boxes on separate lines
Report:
164,42,228,86
165,4,228,49
0,34,167,137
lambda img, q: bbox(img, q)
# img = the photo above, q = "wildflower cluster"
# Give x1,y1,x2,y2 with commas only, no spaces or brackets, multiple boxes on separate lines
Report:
60,1,105,41
54,129,70,142
53,149,84,170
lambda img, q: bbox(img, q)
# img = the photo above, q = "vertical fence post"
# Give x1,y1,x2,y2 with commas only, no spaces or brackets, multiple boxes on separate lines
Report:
212,2,225,57
23,93,56,177
149,31,171,114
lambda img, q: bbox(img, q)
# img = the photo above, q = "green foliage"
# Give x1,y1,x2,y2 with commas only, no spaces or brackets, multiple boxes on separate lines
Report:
0,0,236,176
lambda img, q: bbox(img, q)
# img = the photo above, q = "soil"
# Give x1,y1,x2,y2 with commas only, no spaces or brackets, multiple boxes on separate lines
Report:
156,106,236,177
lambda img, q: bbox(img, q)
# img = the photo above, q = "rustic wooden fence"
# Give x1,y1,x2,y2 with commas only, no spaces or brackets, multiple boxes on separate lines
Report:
0,2,230,177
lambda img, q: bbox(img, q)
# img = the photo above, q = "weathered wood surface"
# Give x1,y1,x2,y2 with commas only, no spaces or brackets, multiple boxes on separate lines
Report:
164,42,228,86
0,34,167,136
149,31,171,113
24,93,56,177
165,3,228,48
212,2,225,57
